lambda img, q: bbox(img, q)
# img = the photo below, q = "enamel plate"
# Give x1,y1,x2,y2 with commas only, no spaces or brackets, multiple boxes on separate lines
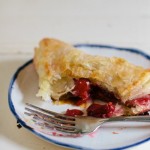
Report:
8,44,150,150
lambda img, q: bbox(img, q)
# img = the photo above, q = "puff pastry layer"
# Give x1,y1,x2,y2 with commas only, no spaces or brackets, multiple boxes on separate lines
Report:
34,38,150,107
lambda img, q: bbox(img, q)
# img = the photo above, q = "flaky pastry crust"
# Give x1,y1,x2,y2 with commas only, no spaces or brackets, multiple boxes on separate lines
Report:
34,38,150,103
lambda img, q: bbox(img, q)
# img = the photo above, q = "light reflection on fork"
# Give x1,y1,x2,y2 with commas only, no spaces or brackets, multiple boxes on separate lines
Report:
24,103,150,134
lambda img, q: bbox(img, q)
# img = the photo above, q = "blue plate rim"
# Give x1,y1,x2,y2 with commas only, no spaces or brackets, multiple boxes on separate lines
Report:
8,44,150,150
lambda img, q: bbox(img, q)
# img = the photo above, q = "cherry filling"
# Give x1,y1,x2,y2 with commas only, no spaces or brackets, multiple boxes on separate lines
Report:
64,78,117,118
65,103,116,118
72,78,91,105
65,109,83,117
126,95,150,107
90,85,119,103
87,103,115,118
71,78,119,106
64,78,150,118
125,95,150,114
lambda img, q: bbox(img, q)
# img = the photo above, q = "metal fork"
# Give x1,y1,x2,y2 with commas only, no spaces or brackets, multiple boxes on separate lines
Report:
24,103,150,134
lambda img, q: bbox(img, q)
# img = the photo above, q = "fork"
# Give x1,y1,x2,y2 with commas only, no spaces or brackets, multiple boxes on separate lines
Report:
24,103,150,134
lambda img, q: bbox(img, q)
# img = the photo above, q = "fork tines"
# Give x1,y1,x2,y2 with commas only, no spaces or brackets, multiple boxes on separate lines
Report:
24,103,79,133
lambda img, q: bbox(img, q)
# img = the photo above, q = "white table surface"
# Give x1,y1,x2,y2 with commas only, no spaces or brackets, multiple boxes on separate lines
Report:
0,0,150,149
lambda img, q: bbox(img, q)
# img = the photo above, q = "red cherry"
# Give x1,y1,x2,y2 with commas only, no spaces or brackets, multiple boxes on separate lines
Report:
65,109,83,117
72,78,91,105
87,102,115,118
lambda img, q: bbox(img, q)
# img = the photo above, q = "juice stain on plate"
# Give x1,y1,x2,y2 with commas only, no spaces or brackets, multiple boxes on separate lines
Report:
112,131,119,134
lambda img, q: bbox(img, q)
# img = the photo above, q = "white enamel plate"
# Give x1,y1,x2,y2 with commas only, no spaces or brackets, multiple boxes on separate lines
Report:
8,44,150,150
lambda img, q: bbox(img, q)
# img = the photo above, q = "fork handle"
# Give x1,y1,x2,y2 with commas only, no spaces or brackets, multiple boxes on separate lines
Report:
107,115,150,122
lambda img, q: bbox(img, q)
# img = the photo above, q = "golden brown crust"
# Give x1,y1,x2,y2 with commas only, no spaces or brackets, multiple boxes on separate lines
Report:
34,38,150,102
